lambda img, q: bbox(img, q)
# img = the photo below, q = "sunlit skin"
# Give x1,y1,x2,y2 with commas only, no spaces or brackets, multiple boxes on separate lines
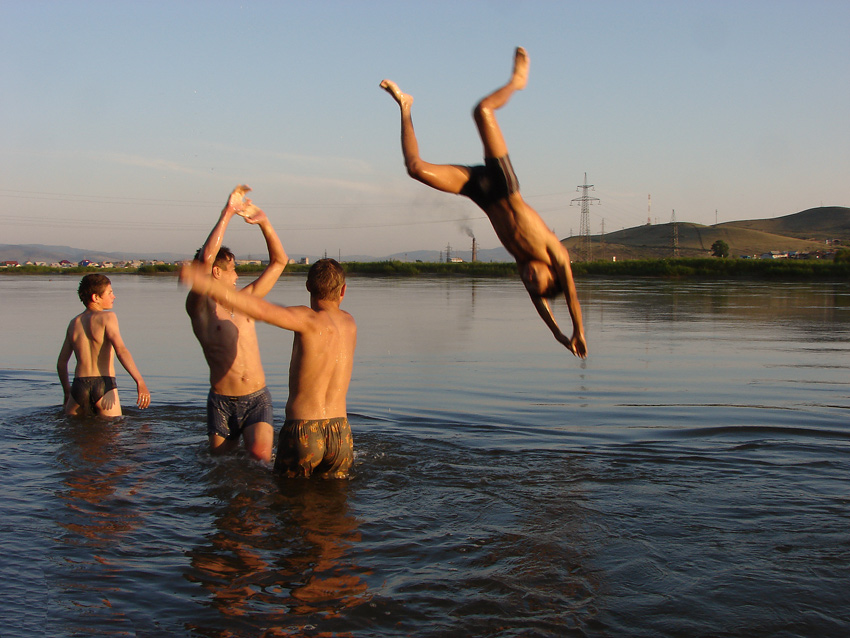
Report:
185,186,288,462
57,283,151,416
180,259,357,476
381,47,587,357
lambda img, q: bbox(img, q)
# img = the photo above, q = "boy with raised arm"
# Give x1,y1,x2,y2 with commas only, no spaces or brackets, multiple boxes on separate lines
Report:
381,47,587,357
57,274,151,417
186,185,288,462
181,258,357,479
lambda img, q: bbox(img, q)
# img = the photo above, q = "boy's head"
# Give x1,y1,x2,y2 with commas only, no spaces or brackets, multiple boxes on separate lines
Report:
193,246,236,270
306,259,346,301
78,274,112,306
520,261,563,299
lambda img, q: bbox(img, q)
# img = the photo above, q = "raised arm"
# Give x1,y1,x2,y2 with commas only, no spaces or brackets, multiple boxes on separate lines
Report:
236,204,288,298
104,314,151,409
187,185,250,318
199,185,250,272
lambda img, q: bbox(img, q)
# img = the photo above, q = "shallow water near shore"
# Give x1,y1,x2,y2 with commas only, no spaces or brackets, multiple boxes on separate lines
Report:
1,274,849,637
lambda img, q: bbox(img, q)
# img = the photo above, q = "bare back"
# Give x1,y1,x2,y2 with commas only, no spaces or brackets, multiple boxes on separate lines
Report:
66,310,118,377
285,306,357,420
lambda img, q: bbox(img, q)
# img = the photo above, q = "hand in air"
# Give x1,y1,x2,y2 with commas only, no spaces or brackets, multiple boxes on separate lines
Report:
571,333,588,359
237,200,268,225
225,184,251,214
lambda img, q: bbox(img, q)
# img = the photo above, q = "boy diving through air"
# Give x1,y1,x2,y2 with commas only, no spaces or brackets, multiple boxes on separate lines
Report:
381,47,587,357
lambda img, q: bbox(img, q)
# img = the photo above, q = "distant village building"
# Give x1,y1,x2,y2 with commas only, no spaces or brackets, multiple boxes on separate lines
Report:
1,261,20,268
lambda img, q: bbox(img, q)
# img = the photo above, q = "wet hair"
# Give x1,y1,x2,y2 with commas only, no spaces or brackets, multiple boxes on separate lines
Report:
193,245,235,269
306,258,346,301
78,273,111,306
521,263,563,299
541,279,563,299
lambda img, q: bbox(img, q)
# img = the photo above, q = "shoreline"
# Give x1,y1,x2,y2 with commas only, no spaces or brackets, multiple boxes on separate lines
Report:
2,258,849,281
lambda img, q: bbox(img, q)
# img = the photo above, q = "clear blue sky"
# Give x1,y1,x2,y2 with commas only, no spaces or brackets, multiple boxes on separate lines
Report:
2,0,848,259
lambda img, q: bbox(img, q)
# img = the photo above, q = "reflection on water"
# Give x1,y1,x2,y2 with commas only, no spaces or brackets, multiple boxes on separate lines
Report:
1,276,849,637
186,473,370,635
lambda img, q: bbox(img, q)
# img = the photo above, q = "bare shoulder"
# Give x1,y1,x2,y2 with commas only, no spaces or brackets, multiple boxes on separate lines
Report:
100,310,122,334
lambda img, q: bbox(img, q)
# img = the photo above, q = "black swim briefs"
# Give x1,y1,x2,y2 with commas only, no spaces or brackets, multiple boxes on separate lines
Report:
459,155,520,209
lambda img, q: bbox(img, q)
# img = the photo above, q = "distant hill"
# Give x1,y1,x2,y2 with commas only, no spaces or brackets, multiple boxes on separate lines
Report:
4,207,847,264
0,243,512,265
719,206,850,241
563,206,849,260
0,244,189,264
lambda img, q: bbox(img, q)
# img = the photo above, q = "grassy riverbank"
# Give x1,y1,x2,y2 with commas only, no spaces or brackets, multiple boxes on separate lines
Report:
3,257,849,280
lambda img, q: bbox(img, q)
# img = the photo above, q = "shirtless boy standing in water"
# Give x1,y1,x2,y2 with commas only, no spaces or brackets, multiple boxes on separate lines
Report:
57,274,151,416
186,186,287,462
181,258,356,479
381,47,587,357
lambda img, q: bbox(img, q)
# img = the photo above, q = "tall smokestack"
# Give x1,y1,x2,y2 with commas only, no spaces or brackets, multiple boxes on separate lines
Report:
471,236,477,262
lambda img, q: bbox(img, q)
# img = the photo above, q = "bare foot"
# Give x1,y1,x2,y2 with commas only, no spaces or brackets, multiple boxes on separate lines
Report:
512,47,529,90
380,79,413,110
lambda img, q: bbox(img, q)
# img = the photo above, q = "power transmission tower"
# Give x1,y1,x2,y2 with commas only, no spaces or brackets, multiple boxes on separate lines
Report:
671,209,679,258
571,172,600,262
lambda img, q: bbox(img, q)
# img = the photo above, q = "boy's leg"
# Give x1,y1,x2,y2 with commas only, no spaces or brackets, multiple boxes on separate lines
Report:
242,421,274,463
209,434,239,455
473,47,529,159
380,79,471,194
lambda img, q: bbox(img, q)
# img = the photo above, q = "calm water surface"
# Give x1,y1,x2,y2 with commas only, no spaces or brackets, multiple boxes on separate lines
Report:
1,274,849,637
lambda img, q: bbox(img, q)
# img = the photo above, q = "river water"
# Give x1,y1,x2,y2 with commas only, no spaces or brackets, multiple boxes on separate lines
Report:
1,274,848,637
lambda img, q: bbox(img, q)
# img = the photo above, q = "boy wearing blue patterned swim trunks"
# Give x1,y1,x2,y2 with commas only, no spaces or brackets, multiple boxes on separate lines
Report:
381,47,587,358
181,258,357,478
186,186,288,462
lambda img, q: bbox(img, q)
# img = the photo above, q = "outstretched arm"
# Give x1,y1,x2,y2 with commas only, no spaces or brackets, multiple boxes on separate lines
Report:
536,246,587,357
236,204,288,298
180,262,311,333
529,294,581,356
105,314,151,409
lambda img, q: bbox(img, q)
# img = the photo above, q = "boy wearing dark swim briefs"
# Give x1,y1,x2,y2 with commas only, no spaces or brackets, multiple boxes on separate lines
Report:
381,47,587,357
57,274,151,417
180,258,357,479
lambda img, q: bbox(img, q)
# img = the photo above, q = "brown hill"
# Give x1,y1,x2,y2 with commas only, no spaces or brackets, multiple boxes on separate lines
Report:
718,206,850,241
562,206,849,261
